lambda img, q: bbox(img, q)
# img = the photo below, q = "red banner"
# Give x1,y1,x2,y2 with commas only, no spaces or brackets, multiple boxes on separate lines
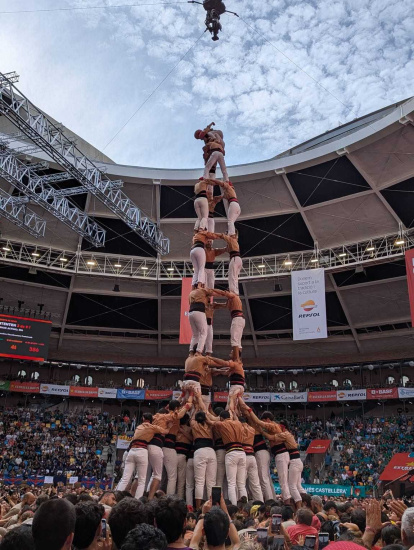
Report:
380,453,414,481
308,391,337,402
145,390,172,401
367,388,398,400
69,386,99,398
306,440,331,454
213,392,228,403
405,249,414,326
179,278,193,345
10,381,40,393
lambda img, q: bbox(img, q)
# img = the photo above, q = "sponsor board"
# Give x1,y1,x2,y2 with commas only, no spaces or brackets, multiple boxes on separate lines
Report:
308,391,337,402
380,453,414,480
213,392,228,402
271,392,308,403
97,388,118,399
117,435,132,450
337,389,367,401
145,390,173,400
10,381,40,393
306,440,331,454
40,384,70,396
244,393,271,403
69,386,99,398
398,387,414,399
274,484,366,497
367,388,398,400
116,389,145,400
292,268,327,341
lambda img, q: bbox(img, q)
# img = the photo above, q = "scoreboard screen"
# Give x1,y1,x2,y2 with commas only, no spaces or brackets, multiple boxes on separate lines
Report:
0,314,52,362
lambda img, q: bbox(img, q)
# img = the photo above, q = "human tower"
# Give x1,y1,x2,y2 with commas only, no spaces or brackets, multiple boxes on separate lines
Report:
116,124,305,511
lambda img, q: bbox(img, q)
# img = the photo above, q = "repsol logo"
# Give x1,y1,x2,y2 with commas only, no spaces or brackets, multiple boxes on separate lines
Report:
298,313,320,318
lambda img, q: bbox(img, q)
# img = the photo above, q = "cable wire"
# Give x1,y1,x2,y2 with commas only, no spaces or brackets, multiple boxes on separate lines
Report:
102,29,206,151
0,2,190,14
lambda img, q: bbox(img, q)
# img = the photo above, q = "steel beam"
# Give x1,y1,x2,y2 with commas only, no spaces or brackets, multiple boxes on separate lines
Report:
0,146,106,247
0,72,170,255
0,188,45,237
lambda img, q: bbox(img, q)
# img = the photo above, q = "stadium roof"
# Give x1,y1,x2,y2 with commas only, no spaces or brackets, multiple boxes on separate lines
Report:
1,96,414,367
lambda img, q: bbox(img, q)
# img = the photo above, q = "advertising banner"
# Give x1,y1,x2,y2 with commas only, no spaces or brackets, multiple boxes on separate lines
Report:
271,392,308,403
367,388,398,400
40,384,70,396
244,392,271,403
97,388,118,399
117,435,132,450
405,249,414,326
292,268,327,341
213,392,228,402
306,440,331,454
145,390,173,400
308,391,337,402
337,389,367,401
179,277,193,344
273,483,366,497
69,386,99,398
10,381,40,393
398,387,414,399
380,452,414,481
116,389,145,400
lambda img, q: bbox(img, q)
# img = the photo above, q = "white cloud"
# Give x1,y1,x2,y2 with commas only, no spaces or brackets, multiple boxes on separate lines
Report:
0,0,413,169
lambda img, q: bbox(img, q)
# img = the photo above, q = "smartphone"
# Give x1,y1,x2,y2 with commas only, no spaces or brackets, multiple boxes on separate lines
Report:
257,528,268,543
319,532,330,549
212,486,221,506
101,519,107,539
305,535,317,549
271,514,282,534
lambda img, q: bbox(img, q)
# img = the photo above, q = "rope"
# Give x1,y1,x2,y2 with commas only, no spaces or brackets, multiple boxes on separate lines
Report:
0,2,190,14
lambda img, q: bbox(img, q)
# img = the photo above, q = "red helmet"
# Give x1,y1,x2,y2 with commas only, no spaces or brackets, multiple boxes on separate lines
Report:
194,129,204,139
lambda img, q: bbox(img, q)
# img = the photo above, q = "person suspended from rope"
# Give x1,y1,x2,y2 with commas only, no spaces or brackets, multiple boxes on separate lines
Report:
203,0,225,41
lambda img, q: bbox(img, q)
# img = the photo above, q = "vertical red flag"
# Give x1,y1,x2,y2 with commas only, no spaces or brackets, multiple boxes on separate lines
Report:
179,278,193,344
405,249,414,326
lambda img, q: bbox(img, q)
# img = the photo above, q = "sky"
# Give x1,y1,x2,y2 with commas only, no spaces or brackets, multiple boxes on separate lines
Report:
0,0,413,170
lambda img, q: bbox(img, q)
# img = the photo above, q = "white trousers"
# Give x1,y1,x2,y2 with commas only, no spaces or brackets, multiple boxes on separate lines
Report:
205,323,213,354
227,201,241,235
246,455,264,502
207,217,215,233
194,197,209,231
275,452,291,501
215,449,228,498
189,311,208,353
148,444,164,482
205,268,215,290
163,447,178,495
204,151,229,182
186,458,195,506
230,316,245,348
229,256,242,295
190,246,206,286
182,380,201,396
202,393,211,408
289,458,304,503
255,449,276,501
177,453,187,500
194,447,217,500
117,448,148,499
225,450,247,505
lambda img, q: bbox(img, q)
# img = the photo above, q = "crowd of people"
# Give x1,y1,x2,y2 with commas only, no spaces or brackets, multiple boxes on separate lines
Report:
0,481,414,550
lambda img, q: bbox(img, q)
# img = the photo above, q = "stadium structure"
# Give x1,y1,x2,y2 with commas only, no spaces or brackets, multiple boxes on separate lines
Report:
1,72,414,397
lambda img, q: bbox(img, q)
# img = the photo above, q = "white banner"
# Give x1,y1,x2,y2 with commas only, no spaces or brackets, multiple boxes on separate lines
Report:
117,435,132,450
44,476,54,485
337,389,367,401
69,476,79,485
98,387,118,399
292,268,327,341
271,392,308,403
40,384,70,396
243,392,270,403
398,387,414,399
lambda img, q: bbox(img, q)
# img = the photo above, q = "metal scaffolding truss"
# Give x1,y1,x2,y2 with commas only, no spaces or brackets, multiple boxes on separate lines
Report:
0,146,106,247
0,72,170,255
0,188,46,238
0,229,412,281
